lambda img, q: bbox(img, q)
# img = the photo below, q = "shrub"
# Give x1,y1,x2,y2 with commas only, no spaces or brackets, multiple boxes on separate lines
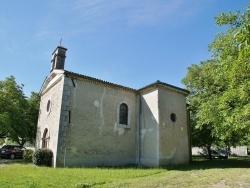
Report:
23,149,34,162
33,148,53,167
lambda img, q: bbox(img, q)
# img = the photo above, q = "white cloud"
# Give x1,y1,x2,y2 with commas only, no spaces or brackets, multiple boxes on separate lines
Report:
29,0,205,41
66,0,203,26
0,0,205,48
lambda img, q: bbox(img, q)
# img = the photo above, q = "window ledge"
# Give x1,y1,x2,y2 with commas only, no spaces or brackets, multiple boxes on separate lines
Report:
117,124,130,129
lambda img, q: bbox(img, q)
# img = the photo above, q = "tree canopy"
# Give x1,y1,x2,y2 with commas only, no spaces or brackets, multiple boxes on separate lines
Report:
182,4,250,151
0,76,40,146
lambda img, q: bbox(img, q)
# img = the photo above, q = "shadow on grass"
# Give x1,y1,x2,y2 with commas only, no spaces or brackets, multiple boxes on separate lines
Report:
164,156,250,171
0,158,23,164
75,156,250,171
0,159,35,166
67,156,250,171
2,156,249,171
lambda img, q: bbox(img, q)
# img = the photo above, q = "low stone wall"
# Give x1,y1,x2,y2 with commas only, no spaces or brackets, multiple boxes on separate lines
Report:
192,146,248,156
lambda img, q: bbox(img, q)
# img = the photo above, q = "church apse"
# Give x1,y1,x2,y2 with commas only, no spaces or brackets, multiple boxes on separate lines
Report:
139,89,160,167
158,88,190,165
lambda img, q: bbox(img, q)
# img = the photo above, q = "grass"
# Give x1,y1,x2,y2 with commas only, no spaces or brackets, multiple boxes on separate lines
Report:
0,156,250,188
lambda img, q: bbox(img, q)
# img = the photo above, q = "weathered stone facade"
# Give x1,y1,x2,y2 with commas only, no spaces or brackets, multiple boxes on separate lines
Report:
36,46,190,167
36,70,65,167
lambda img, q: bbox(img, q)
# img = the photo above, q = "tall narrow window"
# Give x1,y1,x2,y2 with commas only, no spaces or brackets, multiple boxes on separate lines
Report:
46,100,51,112
42,128,49,148
46,99,52,115
119,103,128,125
68,110,71,124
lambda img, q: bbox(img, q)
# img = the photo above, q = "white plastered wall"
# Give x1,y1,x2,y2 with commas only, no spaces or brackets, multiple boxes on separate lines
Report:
158,88,189,165
140,89,159,167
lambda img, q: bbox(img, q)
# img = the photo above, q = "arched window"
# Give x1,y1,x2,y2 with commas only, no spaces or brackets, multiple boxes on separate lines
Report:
119,103,128,125
42,128,50,148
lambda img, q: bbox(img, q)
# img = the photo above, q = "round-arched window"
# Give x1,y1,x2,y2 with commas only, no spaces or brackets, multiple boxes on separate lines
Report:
119,103,128,125
170,113,177,123
42,128,49,148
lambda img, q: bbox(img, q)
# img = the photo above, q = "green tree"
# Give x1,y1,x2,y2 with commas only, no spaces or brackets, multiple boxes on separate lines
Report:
0,76,40,146
233,5,250,58
26,92,40,144
0,115,8,139
182,5,250,155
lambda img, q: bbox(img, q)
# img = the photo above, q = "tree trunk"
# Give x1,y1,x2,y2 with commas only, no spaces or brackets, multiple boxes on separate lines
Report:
227,146,231,157
207,145,212,160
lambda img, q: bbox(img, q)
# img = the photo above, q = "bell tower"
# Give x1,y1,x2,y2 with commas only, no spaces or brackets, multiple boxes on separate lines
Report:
51,45,67,72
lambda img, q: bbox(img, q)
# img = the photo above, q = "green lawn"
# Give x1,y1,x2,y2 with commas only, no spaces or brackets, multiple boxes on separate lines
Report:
0,156,249,188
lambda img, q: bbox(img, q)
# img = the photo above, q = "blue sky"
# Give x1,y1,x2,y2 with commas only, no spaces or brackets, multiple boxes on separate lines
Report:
0,0,249,96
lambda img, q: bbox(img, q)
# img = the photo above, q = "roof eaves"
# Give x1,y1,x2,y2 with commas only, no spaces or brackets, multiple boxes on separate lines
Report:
64,70,137,92
137,80,189,96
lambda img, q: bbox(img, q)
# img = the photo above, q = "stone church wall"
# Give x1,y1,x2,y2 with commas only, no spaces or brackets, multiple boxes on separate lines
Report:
158,88,189,165
36,75,65,167
57,77,138,167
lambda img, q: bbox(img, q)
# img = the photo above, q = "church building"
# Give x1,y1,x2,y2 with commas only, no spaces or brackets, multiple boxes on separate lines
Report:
36,45,191,167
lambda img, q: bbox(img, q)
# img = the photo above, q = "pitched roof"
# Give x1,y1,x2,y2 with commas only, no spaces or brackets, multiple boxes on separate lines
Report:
64,70,136,92
64,70,189,96
138,80,189,95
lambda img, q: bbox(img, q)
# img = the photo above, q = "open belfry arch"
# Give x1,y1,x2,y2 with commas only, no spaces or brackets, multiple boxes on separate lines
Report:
36,45,190,167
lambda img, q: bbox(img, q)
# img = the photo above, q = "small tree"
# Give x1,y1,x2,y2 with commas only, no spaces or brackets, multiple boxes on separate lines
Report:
23,149,34,163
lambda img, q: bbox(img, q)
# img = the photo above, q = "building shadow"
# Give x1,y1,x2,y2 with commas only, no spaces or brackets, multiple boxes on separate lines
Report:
162,156,250,171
